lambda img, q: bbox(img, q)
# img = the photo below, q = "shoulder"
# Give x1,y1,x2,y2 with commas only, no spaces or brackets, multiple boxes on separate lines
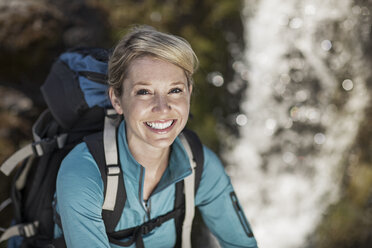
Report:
58,142,100,178
202,145,221,163
201,145,227,177
57,142,104,203
195,145,231,205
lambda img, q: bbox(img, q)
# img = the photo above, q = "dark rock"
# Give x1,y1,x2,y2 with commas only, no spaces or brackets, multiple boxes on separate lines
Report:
0,0,63,51
0,0,110,107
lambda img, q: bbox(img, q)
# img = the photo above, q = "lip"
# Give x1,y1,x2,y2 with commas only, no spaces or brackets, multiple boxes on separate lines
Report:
144,119,177,134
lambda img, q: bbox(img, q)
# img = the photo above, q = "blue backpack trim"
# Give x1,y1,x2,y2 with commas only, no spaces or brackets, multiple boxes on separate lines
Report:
41,48,112,130
59,52,111,109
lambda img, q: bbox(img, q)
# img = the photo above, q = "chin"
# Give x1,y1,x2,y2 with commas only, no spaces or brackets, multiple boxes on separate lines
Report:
149,134,179,149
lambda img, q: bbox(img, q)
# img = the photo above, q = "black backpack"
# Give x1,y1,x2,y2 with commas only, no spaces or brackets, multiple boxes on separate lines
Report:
0,48,204,248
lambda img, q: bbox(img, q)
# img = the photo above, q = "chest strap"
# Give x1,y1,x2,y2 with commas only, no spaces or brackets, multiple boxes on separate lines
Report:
107,199,184,247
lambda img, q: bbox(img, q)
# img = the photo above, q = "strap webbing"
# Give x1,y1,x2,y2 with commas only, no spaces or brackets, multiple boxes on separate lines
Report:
174,181,185,247
0,133,68,176
102,111,121,211
0,221,39,242
179,133,196,248
0,144,34,176
0,198,11,214
15,156,35,190
84,110,125,234
104,111,119,166
181,129,204,194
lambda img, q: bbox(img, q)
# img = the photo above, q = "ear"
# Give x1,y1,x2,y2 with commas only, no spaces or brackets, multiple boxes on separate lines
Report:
188,84,193,96
109,87,124,115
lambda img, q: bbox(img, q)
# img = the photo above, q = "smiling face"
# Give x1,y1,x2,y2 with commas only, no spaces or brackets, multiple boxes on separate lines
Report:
109,56,192,151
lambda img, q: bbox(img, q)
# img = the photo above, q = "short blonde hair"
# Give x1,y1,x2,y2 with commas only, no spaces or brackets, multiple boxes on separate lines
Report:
108,26,199,96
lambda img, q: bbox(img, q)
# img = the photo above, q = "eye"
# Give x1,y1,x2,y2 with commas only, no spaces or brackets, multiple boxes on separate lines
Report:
169,88,183,94
136,89,150,95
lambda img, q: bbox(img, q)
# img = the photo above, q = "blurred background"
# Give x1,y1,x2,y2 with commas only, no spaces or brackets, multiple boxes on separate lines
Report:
0,0,371,247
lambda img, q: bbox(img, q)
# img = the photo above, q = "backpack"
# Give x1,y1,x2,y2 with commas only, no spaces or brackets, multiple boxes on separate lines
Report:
0,48,204,248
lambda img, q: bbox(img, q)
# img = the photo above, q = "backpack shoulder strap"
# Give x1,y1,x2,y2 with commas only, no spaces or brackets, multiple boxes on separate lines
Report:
181,129,204,193
178,129,204,248
0,110,68,177
84,113,125,234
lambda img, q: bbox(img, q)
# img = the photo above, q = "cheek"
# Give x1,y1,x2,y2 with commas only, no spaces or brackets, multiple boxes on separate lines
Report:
122,100,148,121
172,97,190,116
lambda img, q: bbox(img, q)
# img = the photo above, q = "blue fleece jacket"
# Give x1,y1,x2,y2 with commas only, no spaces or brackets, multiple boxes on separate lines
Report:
54,121,258,247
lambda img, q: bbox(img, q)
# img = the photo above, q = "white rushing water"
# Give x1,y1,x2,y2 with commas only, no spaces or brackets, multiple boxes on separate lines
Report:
226,0,371,247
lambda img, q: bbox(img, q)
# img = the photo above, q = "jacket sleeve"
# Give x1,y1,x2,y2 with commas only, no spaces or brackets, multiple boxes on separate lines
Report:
55,143,110,248
195,146,258,248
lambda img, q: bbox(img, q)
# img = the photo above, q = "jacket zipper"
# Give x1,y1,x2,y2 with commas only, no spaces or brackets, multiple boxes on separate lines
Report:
144,199,151,220
230,191,254,238
139,167,151,221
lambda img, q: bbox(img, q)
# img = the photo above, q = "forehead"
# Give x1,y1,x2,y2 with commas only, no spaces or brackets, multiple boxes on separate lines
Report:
125,56,186,84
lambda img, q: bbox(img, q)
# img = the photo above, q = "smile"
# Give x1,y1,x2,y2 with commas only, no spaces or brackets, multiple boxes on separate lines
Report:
145,120,176,131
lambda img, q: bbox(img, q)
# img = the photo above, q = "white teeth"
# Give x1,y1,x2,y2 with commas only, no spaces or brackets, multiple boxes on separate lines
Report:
146,120,173,130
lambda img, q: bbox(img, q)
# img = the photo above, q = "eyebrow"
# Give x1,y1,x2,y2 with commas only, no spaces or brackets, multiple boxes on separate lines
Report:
132,81,187,87
170,81,187,86
132,81,152,86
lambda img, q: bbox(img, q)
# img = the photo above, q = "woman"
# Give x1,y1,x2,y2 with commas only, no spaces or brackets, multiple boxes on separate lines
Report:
54,26,258,248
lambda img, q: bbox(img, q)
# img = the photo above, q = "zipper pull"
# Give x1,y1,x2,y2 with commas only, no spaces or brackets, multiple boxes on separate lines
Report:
144,199,151,220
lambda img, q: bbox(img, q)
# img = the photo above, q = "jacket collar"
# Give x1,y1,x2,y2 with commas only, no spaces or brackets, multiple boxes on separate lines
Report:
117,121,192,195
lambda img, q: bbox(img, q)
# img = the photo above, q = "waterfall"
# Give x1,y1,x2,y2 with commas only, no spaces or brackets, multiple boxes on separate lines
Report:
226,0,371,247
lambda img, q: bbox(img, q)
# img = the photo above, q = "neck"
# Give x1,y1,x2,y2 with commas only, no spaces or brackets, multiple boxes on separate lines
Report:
129,142,170,171
125,128,171,178
127,137,171,200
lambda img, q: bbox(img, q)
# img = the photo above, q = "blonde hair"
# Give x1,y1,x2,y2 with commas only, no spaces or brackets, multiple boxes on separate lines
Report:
108,26,199,96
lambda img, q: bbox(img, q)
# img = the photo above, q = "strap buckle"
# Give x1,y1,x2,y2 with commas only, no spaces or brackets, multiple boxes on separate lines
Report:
31,140,45,156
141,225,150,235
31,133,68,157
18,222,39,238
141,216,162,235
0,221,39,243
106,165,121,176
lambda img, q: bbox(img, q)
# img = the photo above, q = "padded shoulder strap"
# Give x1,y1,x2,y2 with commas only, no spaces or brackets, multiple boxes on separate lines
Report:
181,129,204,193
177,129,204,248
84,131,126,234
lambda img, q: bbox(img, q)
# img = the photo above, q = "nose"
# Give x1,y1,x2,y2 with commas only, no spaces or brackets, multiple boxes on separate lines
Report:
152,94,171,113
